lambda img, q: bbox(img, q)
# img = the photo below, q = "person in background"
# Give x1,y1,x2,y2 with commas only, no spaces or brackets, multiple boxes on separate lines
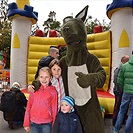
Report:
113,52,133,133
51,96,83,133
3,82,27,129
35,46,59,79
112,55,130,126
23,67,58,133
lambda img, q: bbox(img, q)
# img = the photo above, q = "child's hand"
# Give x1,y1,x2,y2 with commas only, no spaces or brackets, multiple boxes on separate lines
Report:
27,85,35,92
24,127,30,132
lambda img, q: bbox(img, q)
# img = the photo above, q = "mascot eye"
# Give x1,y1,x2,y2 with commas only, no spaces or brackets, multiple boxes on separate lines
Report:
63,27,69,33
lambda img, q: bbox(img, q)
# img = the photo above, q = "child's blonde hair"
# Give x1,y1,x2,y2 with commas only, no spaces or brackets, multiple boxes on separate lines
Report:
39,67,52,76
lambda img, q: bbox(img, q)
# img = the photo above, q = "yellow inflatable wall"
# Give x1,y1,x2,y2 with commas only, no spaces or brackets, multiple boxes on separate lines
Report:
87,31,111,92
27,31,114,115
28,36,65,83
28,31,111,92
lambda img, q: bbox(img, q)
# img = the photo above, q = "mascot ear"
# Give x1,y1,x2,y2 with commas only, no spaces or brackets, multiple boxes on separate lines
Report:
75,5,89,22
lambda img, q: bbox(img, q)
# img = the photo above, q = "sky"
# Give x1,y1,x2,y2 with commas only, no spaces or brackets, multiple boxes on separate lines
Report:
8,0,113,29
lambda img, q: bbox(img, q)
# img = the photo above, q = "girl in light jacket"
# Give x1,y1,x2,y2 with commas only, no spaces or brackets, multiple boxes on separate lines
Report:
49,59,65,110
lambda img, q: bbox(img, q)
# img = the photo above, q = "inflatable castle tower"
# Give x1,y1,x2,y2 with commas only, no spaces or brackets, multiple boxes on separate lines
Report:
8,0,38,88
106,0,133,93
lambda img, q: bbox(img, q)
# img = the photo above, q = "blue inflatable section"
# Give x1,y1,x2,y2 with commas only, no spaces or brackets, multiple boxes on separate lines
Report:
8,2,38,23
106,0,133,18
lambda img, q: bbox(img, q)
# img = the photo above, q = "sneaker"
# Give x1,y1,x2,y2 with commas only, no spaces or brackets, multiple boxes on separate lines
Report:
8,121,14,129
112,128,119,133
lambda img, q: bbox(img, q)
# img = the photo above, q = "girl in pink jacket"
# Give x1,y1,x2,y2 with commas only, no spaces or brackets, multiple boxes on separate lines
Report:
23,67,58,133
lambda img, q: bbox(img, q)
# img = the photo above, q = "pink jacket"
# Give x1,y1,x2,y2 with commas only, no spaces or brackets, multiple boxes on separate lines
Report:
23,85,58,127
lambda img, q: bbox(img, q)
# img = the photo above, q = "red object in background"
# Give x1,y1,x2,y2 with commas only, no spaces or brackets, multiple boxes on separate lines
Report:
57,44,66,49
6,70,10,83
93,25,103,33
49,30,58,37
21,88,29,94
35,29,44,37
96,91,114,98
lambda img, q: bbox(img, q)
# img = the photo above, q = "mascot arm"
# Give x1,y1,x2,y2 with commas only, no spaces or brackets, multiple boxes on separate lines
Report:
75,70,106,88
75,55,106,88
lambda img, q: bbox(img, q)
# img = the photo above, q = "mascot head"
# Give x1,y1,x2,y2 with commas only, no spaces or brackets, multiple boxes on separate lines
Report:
61,5,89,66
61,5,88,51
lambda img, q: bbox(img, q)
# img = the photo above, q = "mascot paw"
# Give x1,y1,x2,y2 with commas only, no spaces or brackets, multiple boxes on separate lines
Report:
32,79,41,91
75,72,90,88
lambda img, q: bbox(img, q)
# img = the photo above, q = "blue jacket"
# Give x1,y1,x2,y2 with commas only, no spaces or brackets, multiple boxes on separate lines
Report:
51,111,83,133
117,55,133,94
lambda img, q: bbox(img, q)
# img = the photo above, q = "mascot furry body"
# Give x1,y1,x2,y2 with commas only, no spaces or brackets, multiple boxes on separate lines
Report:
60,6,106,133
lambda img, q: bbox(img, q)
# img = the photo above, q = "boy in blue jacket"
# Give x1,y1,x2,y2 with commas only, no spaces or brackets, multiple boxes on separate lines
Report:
51,96,83,133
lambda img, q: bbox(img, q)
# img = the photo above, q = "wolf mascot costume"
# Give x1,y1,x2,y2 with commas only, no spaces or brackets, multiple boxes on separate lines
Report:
60,5,106,133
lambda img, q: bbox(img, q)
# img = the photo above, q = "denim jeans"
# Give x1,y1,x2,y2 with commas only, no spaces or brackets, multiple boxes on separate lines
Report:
112,90,123,126
113,93,133,133
30,121,52,133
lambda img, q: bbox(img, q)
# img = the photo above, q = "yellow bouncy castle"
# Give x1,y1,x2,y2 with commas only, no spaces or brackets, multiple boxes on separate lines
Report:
27,30,113,115
8,0,133,115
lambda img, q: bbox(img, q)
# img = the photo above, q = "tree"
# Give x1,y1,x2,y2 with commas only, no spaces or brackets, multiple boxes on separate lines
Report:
42,11,61,36
0,0,11,68
85,15,111,34
42,12,111,36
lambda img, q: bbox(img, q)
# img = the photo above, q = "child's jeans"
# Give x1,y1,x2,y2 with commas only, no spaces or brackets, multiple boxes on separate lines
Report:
30,121,52,133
